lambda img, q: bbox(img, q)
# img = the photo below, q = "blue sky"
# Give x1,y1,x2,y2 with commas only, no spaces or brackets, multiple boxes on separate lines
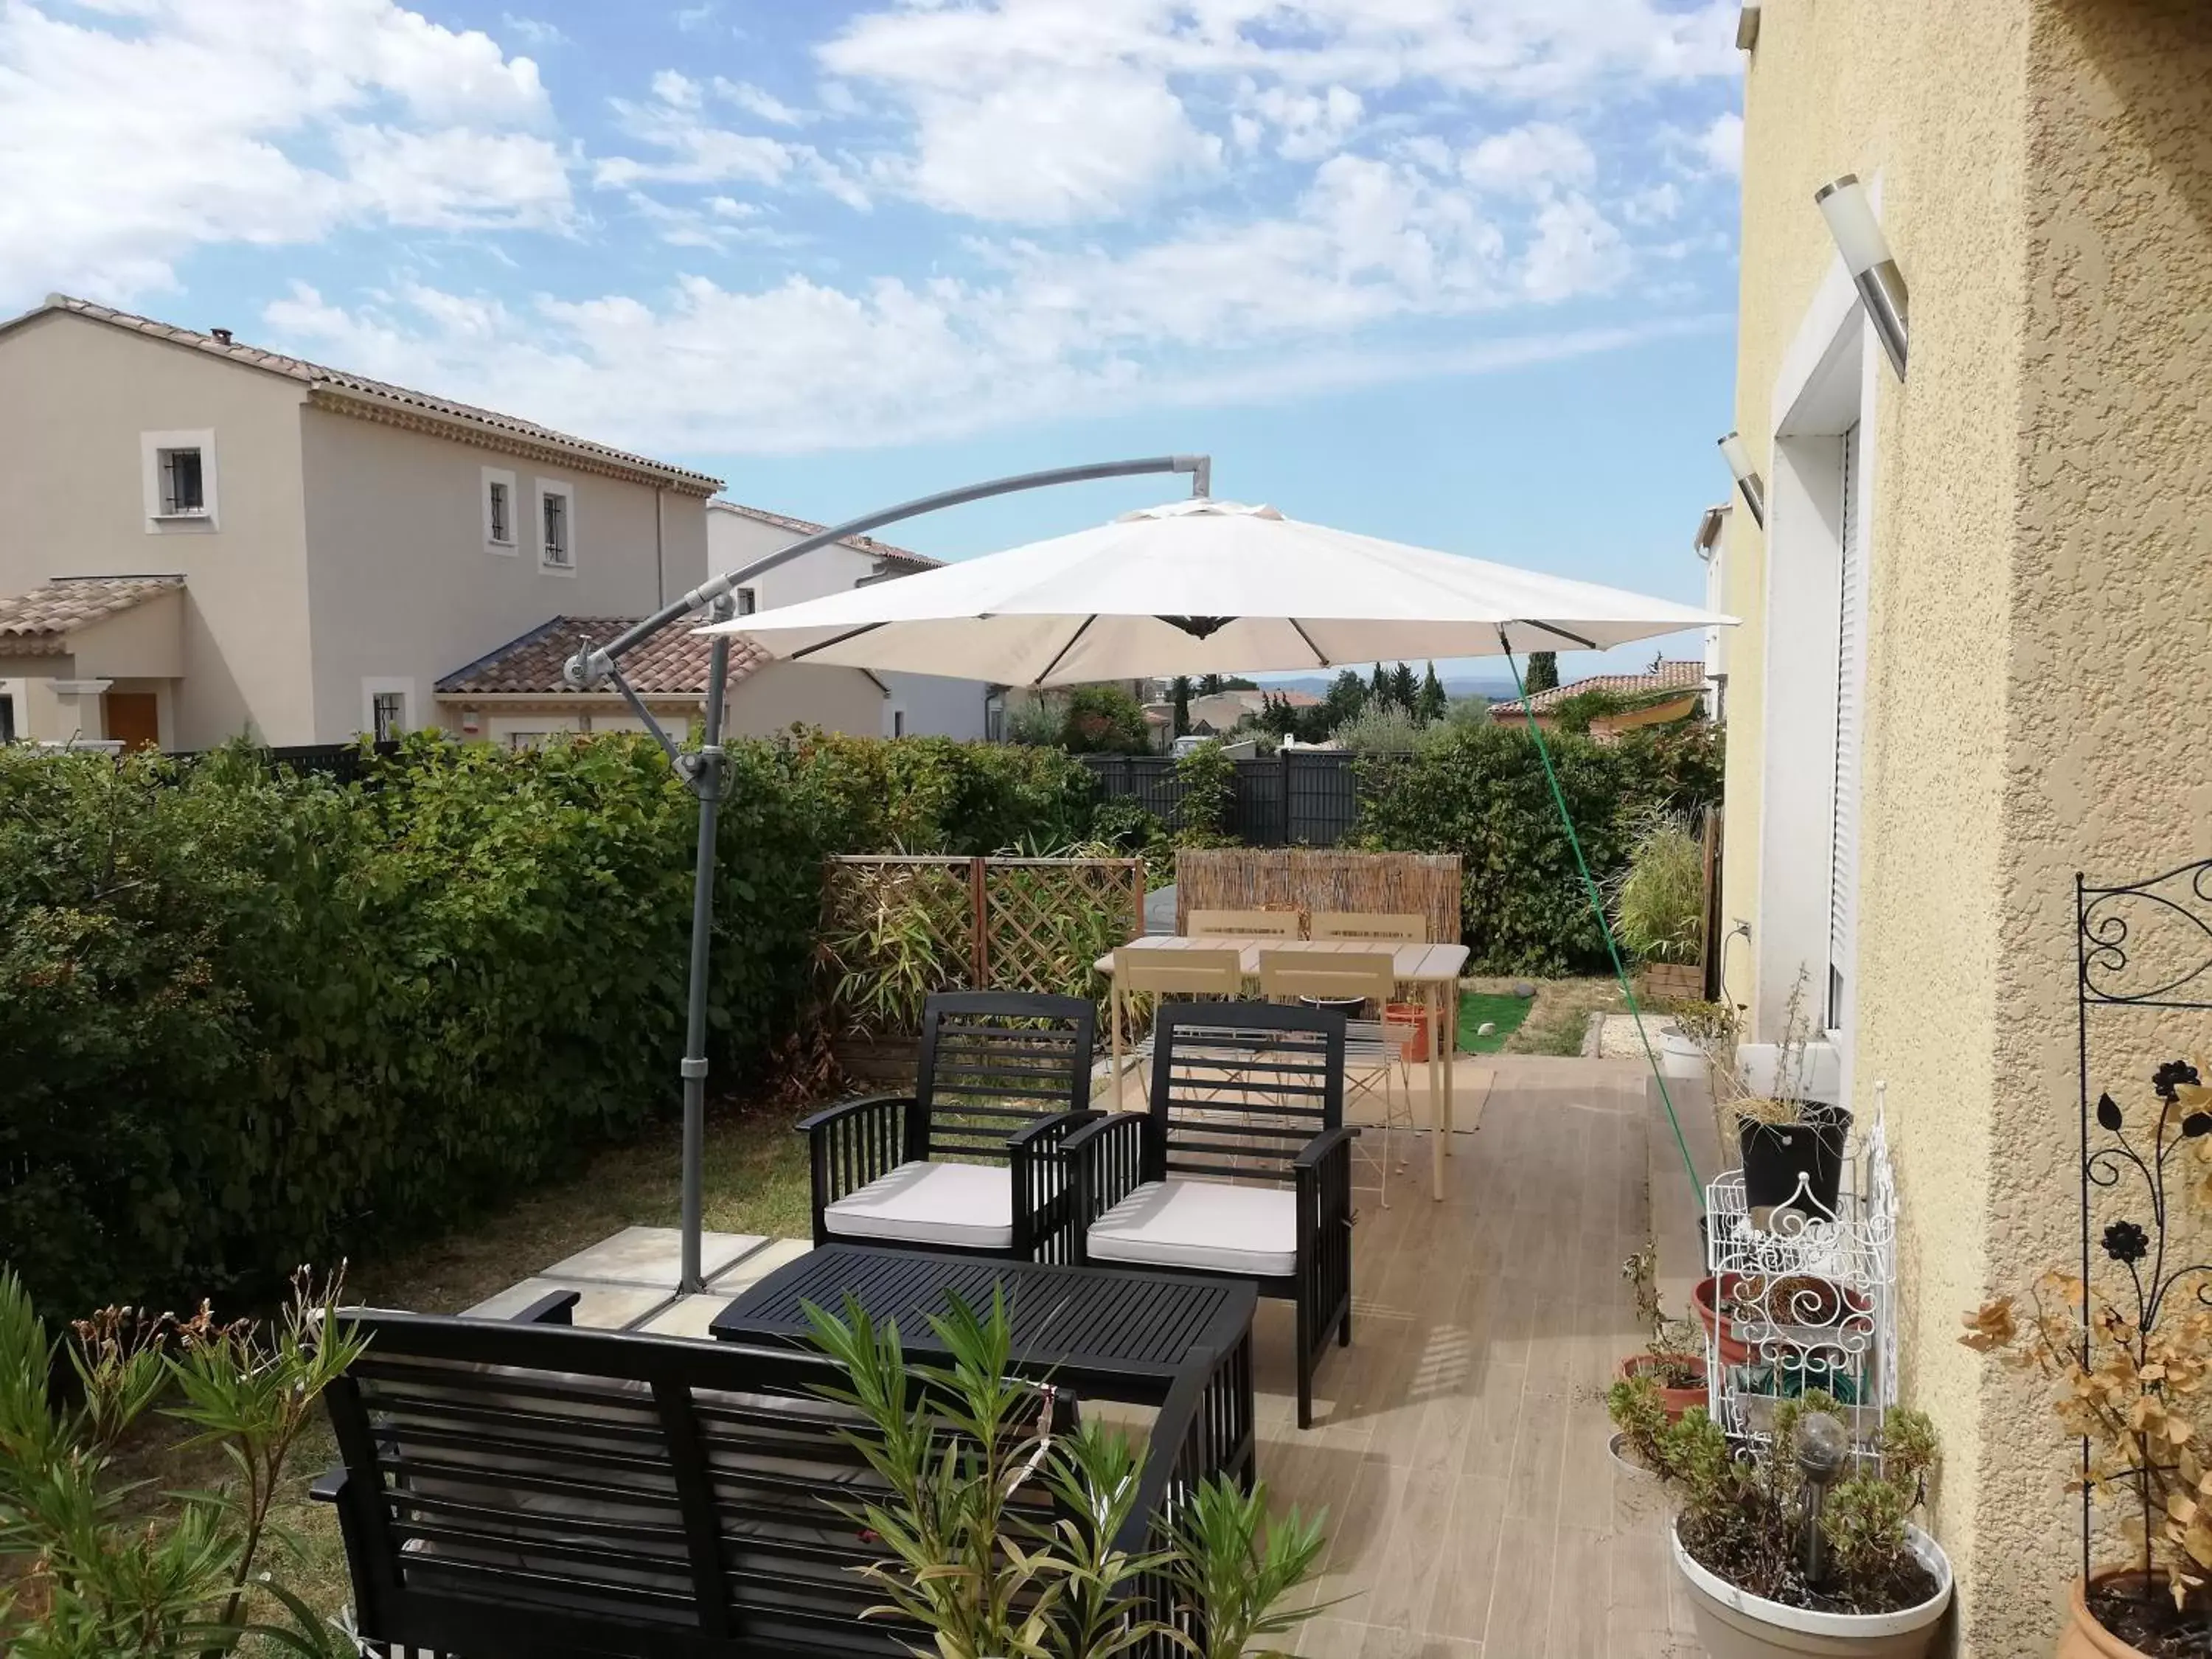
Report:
0,0,1745,679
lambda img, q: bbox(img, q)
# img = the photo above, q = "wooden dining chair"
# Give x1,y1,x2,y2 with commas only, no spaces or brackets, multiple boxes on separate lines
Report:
1259,950,1412,1207
1112,947,1244,1105
1310,911,1429,942
1189,908,1302,938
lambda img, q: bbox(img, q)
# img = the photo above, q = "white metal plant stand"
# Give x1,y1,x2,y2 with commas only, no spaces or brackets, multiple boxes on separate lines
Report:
1703,1086,1898,1458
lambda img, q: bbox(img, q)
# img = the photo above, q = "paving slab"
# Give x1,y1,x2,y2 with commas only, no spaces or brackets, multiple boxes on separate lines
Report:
462,1276,672,1331
540,1225,765,1287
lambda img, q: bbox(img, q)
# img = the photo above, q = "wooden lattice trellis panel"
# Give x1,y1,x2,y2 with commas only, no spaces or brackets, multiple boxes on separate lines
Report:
820,854,1144,1037
980,857,1145,1002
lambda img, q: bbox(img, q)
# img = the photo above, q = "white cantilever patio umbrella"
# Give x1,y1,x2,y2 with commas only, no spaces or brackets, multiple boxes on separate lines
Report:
703,494,1735,1205
700,497,1729,681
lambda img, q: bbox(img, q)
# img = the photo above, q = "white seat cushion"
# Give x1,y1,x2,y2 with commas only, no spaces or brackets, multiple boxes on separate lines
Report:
823,1161,1014,1251
1086,1180,1298,1277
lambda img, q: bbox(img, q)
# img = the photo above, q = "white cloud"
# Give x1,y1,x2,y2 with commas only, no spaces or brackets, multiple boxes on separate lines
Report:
1696,111,1743,175
1458,122,1598,198
0,0,566,303
814,1,1736,223
714,79,808,126
501,13,568,49
595,73,867,208
263,270,1722,456
254,137,1657,456
886,68,1221,222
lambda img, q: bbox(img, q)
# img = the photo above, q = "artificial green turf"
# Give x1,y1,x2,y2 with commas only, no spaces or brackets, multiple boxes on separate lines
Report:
1458,990,1535,1053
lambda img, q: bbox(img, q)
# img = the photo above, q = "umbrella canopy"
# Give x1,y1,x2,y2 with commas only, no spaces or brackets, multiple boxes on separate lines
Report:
700,498,1733,684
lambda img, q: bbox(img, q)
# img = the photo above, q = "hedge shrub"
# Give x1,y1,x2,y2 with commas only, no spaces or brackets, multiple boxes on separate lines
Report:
1353,721,1722,975
0,733,1094,1315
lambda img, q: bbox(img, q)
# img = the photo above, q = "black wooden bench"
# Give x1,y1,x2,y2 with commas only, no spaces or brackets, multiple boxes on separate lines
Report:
316,1295,1208,1658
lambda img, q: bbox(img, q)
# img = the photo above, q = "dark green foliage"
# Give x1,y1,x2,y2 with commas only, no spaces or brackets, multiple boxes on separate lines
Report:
1388,662,1418,712
1416,662,1448,724
1322,669,1369,729
1352,721,1723,975
1059,685,1152,755
1523,651,1559,694
0,733,1097,1317
1169,675,1192,738
1368,662,1390,706
1173,740,1237,840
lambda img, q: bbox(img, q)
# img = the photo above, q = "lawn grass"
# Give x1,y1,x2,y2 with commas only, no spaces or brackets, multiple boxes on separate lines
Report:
1456,990,1534,1053
1500,975,1633,1055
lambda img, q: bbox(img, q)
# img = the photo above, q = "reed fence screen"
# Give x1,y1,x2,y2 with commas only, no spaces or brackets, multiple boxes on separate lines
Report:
818,853,1146,1037
1173,848,1463,947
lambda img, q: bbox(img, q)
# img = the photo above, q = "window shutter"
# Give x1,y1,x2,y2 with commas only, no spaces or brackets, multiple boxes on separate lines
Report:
1829,422,1864,1030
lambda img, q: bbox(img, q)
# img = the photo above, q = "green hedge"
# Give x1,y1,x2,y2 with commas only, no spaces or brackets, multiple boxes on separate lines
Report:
1352,722,1722,975
0,733,1094,1315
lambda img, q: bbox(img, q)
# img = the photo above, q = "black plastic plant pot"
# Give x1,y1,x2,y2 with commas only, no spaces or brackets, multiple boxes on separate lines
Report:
1739,1105,1852,1217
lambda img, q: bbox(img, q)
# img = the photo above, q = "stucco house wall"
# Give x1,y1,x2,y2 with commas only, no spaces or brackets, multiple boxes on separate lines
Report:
708,504,988,740
300,408,707,743
0,310,316,746
1721,2,2212,1649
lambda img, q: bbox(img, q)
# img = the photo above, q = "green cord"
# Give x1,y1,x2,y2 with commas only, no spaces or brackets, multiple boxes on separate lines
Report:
1501,637,1705,1211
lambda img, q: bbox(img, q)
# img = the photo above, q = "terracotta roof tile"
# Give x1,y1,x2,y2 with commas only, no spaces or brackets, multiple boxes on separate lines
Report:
436,616,768,698
1494,658,1705,714
20,296,723,495
0,575,183,655
709,500,943,568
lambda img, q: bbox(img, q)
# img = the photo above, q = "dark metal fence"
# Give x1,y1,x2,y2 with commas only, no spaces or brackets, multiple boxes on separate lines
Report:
166,742,403,785
1082,751,1360,846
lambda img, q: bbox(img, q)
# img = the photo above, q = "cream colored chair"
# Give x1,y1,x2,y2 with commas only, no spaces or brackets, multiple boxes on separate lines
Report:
1310,911,1428,942
1258,950,1413,1207
1110,947,1245,1105
1188,908,1302,939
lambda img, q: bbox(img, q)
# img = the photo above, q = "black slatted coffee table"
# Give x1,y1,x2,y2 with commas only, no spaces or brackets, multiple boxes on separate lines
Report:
711,1242,1258,1486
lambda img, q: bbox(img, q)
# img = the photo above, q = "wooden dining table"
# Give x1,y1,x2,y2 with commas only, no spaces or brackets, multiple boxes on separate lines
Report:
1093,934,1472,1201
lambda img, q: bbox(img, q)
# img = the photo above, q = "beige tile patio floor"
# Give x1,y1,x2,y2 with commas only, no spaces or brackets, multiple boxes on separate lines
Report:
1259,1056,1704,1659
468,1055,1702,1658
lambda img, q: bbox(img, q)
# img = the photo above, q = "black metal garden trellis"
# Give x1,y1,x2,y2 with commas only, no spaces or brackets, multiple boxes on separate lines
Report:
2075,860,2212,1588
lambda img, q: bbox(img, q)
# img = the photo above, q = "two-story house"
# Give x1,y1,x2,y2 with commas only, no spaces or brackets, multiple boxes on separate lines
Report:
0,296,889,751
709,501,992,740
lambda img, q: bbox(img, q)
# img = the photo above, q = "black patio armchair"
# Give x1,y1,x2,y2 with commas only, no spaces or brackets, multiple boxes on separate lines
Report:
1062,1000,1354,1428
797,991,1099,1262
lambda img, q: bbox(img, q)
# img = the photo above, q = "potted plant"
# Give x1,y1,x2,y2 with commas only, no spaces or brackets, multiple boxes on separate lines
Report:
1620,1247,1708,1419
1727,969,1851,1219
1618,1391,1951,1658
1963,1059,2212,1658
1610,809,1708,1004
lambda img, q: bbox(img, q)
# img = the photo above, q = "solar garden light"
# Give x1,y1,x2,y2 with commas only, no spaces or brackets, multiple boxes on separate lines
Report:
1717,431,1767,529
1816,174,1910,380
1795,1409,1853,1584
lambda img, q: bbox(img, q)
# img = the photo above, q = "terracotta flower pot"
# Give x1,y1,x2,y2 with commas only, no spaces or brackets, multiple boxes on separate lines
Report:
1618,1352,1708,1420
1694,1274,1751,1365
2058,1571,2168,1658
1384,1002,1430,1062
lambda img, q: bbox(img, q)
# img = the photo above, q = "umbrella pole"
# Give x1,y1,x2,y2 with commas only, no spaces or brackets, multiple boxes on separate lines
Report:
678,604,736,1293
1497,632,1705,1211
624,453,1211,1291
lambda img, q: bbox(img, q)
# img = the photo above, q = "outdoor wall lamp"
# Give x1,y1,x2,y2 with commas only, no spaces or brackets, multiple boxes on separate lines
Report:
1717,431,1767,528
1816,174,1909,379
1694,504,1730,561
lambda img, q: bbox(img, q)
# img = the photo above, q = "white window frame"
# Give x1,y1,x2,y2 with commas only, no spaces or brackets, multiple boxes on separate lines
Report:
482,467,517,553
140,429,219,532
537,478,577,575
1751,195,1884,1102
361,677,416,742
